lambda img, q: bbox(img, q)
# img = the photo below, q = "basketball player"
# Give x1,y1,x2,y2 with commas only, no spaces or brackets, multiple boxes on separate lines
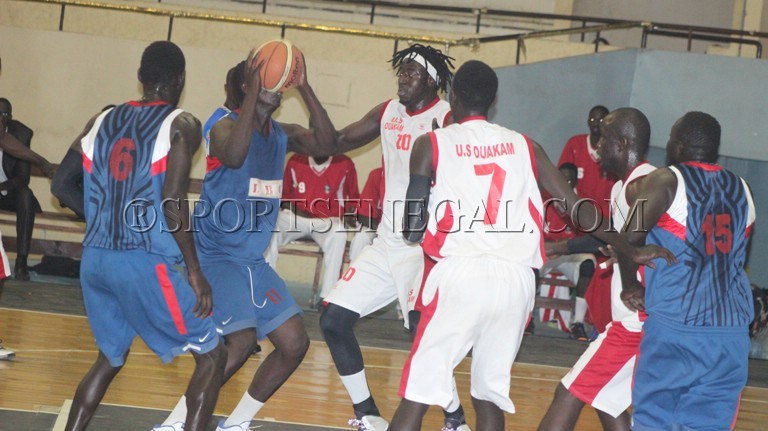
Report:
617,112,755,431
317,44,474,431
538,108,656,431
51,41,228,431
155,51,345,431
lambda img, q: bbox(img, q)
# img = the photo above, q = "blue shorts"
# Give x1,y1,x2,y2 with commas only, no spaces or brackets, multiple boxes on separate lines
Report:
632,315,748,431
81,248,221,367
201,258,302,339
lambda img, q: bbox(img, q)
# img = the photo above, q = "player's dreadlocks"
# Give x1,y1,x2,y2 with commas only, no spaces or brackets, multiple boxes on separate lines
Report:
391,44,455,93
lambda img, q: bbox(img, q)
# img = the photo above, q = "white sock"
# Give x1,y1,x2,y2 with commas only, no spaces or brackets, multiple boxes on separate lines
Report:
224,391,264,427
573,297,588,323
444,376,461,413
339,369,372,404
162,396,187,426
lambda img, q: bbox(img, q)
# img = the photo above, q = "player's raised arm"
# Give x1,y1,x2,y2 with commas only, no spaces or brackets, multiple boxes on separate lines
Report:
209,55,264,169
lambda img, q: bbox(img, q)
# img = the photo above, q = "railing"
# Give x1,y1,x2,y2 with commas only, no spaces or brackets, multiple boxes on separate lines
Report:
16,0,768,62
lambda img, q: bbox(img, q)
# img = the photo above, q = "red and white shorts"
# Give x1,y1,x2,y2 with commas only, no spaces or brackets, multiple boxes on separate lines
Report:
0,232,10,280
399,255,535,413
561,321,643,417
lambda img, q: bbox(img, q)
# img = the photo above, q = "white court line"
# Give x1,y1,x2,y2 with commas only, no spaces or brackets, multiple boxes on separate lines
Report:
52,399,72,431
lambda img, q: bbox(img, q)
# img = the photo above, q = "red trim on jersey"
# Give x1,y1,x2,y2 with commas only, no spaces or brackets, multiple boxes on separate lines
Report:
428,132,439,176
442,111,452,127
155,264,188,335
405,97,440,117
746,224,754,238
378,100,392,124
206,155,223,172
82,153,93,174
0,252,7,281
523,134,539,181
682,161,722,171
422,202,453,259
656,213,686,240
528,198,546,264
399,287,439,398
151,155,168,176
458,116,486,124
126,100,169,107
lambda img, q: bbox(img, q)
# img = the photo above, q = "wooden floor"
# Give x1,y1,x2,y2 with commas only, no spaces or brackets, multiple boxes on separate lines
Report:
1,308,768,430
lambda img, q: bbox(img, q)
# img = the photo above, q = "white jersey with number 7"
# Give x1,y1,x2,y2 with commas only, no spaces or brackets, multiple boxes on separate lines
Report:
422,116,545,268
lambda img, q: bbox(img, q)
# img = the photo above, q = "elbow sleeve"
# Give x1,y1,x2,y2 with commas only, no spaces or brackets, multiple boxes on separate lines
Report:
402,174,431,244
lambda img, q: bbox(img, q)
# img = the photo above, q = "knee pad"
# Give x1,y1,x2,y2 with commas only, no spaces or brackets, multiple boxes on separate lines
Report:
408,310,421,337
319,303,359,339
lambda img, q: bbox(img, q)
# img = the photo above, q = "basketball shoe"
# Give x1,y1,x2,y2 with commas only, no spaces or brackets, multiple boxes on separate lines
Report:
443,418,472,431
151,422,183,431
348,414,389,430
569,322,589,341
215,419,252,430
0,340,15,360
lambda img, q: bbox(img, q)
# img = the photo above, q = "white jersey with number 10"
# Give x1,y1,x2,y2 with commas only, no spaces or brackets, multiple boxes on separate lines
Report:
378,98,451,246
422,117,545,268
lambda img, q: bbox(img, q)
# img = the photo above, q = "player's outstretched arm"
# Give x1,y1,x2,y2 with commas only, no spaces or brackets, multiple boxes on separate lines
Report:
617,168,677,311
164,112,212,318
284,100,385,157
51,114,99,219
0,127,55,178
402,134,432,243
210,55,264,169
531,138,675,267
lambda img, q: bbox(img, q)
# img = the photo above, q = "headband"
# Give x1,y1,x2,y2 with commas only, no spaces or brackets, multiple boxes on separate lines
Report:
406,53,439,84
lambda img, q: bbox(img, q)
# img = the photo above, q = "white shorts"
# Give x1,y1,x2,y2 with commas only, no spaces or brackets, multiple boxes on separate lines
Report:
399,255,535,413
561,321,642,417
324,235,422,327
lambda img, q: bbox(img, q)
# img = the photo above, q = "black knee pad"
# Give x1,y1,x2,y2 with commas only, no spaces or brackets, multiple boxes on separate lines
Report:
579,260,596,278
319,303,359,340
408,310,421,337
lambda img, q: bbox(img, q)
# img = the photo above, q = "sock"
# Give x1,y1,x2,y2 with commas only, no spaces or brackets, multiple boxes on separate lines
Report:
224,391,264,427
573,297,588,323
340,369,372,404
443,377,464,417
162,396,187,426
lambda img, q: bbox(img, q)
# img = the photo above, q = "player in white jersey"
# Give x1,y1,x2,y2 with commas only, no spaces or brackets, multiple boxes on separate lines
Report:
316,45,473,431
389,61,652,431
538,108,655,431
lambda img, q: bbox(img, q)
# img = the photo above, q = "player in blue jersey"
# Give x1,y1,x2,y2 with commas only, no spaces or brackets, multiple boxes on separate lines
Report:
155,51,341,431
51,41,227,431
617,111,755,431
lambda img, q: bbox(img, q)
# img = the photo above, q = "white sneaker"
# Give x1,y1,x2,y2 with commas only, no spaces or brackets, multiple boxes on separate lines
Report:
151,422,183,431
0,345,15,360
348,415,389,431
215,419,251,431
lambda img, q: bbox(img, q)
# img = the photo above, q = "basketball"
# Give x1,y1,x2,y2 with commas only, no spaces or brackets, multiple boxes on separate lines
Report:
249,40,305,93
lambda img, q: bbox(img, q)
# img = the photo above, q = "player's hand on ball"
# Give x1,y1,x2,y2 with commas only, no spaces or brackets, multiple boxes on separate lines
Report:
245,51,264,95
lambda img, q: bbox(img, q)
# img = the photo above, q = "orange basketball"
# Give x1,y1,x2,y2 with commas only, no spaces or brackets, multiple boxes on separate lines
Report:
249,40,304,93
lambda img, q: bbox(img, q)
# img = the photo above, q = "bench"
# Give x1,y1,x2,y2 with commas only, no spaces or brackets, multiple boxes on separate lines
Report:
1,166,574,313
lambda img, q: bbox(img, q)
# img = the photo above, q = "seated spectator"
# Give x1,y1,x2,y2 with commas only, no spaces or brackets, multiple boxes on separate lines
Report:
266,154,359,305
540,163,595,341
0,98,45,280
348,166,383,261
558,105,617,334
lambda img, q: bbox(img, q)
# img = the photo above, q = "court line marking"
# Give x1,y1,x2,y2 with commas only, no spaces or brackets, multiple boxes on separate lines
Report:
52,399,71,431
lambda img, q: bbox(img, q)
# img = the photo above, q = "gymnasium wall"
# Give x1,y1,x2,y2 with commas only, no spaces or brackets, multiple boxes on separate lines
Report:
492,48,768,284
